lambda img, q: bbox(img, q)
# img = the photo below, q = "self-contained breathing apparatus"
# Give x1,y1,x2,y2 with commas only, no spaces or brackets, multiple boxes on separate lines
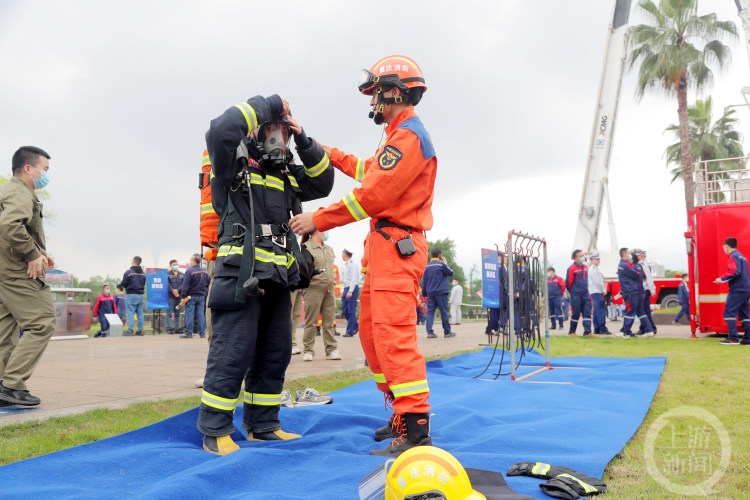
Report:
222,121,318,302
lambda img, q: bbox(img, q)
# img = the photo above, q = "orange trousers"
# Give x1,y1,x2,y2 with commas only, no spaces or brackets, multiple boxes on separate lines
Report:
358,227,429,415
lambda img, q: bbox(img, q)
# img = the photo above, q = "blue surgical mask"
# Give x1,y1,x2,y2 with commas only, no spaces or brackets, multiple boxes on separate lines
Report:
547,272,552,278
32,167,49,189
171,265,179,271
579,256,586,264
323,231,329,242
104,290,111,295
201,264,207,270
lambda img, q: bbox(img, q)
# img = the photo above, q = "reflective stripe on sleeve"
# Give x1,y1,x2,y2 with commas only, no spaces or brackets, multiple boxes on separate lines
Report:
201,390,239,411
202,153,211,168
390,379,429,398
201,203,216,215
354,158,366,182
305,155,330,178
372,372,387,384
287,175,299,188
244,392,282,406
342,192,368,221
234,102,259,132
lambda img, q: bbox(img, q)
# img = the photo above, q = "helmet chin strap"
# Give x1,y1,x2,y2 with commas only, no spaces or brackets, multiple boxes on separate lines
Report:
367,88,403,125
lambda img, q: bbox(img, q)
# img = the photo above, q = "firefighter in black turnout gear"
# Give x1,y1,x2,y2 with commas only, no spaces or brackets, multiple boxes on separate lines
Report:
197,94,333,455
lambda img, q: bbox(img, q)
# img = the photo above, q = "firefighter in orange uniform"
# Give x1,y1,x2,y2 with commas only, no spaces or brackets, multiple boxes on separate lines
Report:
200,149,219,341
290,55,435,457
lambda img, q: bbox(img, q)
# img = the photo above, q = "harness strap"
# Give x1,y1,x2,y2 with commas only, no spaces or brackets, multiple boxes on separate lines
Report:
219,221,289,243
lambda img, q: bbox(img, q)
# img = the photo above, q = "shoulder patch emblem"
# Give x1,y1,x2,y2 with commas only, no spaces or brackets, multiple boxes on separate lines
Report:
378,145,403,170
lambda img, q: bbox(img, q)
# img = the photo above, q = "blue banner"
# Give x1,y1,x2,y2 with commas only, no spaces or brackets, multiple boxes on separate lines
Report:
146,268,169,310
481,248,500,308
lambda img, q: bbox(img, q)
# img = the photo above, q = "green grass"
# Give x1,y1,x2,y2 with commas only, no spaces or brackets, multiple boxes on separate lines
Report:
552,336,748,499
1,338,746,499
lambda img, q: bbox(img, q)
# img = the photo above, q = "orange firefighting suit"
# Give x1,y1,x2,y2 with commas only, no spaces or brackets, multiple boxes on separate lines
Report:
200,149,219,262
312,107,436,415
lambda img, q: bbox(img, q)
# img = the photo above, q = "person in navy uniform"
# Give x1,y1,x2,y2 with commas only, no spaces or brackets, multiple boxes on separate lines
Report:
715,237,750,345
547,267,565,330
673,274,690,324
565,250,592,336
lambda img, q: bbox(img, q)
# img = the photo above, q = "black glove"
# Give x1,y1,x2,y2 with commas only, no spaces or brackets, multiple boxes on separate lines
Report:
266,94,284,119
293,128,312,150
539,477,581,500
540,474,607,499
506,462,536,477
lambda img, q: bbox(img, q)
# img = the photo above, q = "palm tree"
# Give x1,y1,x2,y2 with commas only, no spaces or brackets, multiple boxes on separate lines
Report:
664,97,745,202
664,96,745,179
628,0,737,212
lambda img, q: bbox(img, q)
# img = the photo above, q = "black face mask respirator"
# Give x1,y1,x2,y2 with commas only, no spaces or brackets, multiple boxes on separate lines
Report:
257,120,291,168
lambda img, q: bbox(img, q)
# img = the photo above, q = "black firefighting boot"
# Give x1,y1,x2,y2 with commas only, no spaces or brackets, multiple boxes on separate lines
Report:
373,413,399,442
370,413,432,457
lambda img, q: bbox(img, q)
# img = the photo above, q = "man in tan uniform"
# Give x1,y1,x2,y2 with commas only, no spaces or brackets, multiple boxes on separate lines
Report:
301,230,340,361
0,146,56,406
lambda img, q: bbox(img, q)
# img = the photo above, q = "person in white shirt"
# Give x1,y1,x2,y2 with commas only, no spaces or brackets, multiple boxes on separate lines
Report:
341,249,361,337
448,279,463,325
588,254,610,334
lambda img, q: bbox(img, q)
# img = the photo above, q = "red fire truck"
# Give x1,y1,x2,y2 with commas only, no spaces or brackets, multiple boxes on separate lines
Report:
685,158,750,336
606,276,682,309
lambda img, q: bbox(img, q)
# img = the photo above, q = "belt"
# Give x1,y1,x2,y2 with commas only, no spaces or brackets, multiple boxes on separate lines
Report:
373,218,412,241
220,221,289,241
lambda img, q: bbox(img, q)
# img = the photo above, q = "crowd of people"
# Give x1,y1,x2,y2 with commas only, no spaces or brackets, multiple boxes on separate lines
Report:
3,52,748,479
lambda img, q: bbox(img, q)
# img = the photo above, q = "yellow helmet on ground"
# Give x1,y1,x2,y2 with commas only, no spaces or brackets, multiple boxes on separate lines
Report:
384,446,486,500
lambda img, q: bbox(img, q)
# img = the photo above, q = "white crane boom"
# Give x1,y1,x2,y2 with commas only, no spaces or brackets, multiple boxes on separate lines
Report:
572,0,632,276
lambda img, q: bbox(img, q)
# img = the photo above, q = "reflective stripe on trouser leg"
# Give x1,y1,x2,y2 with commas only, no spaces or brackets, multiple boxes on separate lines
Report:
581,295,592,332
369,230,430,415
243,285,291,433
621,294,641,334
197,281,290,437
722,290,750,339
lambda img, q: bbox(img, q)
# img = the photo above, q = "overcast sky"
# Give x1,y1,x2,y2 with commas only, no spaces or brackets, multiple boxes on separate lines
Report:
1,0,748,283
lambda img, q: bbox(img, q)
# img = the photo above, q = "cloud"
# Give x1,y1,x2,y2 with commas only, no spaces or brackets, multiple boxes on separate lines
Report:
0,0,745,281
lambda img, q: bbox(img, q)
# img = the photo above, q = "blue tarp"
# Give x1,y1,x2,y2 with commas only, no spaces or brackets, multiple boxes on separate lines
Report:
0,349,666,499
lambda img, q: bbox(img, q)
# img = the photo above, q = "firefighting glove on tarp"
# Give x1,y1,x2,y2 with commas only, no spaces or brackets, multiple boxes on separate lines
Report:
507,462,607,500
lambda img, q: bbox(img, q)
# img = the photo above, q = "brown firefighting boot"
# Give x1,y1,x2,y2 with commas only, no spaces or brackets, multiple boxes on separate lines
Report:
370,413,432,457
247,429,301,441
202,434,240,455
374,413,399,442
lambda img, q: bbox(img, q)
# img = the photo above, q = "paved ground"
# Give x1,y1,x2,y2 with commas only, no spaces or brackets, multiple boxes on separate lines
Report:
0,319,697,427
